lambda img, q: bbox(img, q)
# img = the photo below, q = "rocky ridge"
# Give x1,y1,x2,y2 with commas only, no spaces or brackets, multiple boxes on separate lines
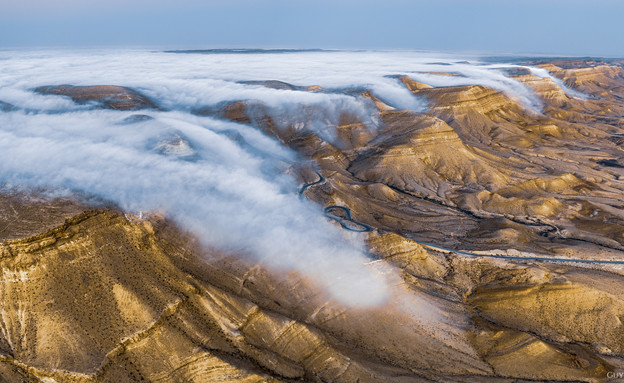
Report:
2,58,624,382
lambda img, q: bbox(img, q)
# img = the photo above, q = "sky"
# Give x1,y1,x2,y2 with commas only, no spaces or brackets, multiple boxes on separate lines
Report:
0,0,623,56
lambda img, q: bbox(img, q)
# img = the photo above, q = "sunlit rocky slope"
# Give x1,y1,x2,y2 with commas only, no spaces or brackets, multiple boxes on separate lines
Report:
2,56,624,382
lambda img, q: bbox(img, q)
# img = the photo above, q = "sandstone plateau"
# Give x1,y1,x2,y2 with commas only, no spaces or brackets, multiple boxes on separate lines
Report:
2,56,624,382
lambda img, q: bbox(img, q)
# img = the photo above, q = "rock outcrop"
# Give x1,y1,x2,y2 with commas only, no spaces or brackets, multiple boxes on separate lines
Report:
3,58,624,382
35,85,158,110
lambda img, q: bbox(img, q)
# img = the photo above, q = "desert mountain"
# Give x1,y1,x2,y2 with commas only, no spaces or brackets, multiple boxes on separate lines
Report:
2,57,624,382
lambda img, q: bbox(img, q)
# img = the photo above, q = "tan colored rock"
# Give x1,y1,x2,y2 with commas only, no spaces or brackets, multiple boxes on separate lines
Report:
35,85,158,110
3,58,624,382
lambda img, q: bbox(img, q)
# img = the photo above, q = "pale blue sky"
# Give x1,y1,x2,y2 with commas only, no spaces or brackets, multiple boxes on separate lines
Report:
1,0,622,56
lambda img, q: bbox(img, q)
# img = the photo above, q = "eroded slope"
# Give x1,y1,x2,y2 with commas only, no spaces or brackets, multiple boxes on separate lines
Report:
3,58,624,382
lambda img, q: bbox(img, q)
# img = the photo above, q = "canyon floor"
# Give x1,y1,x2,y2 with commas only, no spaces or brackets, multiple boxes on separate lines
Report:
2,56,624,382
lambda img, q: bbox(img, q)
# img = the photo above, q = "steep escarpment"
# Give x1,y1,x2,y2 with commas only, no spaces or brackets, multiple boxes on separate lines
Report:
399,77,540,149
3,57,624,382
542,64,624,100
348,111,512,199
0,208,620,382
194,99,375,170
186,68,624,255
0,210,486,381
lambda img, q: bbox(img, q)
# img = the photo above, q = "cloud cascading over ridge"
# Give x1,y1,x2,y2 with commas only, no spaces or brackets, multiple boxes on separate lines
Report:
0,49,581,307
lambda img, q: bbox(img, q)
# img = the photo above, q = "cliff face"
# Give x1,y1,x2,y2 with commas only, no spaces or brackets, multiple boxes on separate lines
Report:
0,209,619,382
3,57,624,382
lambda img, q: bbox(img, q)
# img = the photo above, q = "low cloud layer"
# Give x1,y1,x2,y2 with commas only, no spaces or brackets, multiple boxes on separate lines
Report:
0,49,579,306
0,49,579,113
0,109,391,305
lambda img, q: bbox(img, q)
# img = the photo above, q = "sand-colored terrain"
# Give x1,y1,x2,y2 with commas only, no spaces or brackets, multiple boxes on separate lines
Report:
2,58,624,382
